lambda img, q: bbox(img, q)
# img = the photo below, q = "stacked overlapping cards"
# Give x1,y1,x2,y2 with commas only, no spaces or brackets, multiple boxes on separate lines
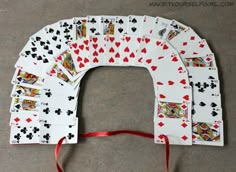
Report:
10,15,223,146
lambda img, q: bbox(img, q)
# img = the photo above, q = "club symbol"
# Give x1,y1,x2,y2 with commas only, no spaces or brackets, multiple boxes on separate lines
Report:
104,19,109,24
62,22,69,27
68,96,75,101
14,133,21,141
44,124,51,129
55,108,62,115
67,133,75,140
67,110,73,116
20,127,27,134
33,127,40,133
26,133,33,140
90,18,96,24
45,90,52,97
210,82,217,89
76,20,81,25
64,28,70,33
43,107,50,114
43,133,50,141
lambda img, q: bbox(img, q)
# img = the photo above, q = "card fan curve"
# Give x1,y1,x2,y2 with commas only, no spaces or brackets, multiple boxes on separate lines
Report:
10,15,223,146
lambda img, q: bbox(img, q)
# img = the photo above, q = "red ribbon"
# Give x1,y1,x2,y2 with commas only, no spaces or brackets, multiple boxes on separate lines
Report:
55,131,169,172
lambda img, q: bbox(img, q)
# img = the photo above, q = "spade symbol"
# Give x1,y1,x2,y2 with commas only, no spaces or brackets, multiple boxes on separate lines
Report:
56,30,60,35
52,36,57,41
37,56,42,60
43,58,49,63
131,18,137,23
48,50,53,55
159,28,166,37
118,28,123,33
211,102,217,107
36,36,41,41
15,104,21,109
209,76,215,79
56,44,61,49
118,19,124,24
131,27,137,32
199,102,206,106
90,28,96,33
32,54,37,58
211,111,218,116
49,28,54,33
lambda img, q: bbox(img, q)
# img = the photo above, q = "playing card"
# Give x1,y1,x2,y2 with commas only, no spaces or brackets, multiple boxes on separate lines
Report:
163,20,188,41
114,16,128,36
11,84,41,100
40,118,78,144
101,16,116,36
192,105,222,121
188,67,219,81
192,120,224,146
183,53,217,67
127,15,144,35
89,35,106,66
69,38,91,71
151,16,171,39
58,19,74,44
10,97,41,113
12,69,44,89
10,111,39,126
154,118,192,145
73,17,88,40
169,28,212,58
10,125,40,144
140,15,155,35
103,35,121,65
119,34,142,65
39,104,76,125
87,16,102,36
154,100,190,122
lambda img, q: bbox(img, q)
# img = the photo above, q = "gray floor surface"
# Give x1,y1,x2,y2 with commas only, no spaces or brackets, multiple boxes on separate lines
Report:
0,0,235,171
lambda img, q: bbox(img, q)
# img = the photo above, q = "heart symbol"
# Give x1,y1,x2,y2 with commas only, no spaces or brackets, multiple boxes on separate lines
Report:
84,40,89,45
93,57,99,63
79,45,84,50
183,95,189,101
123,57,129,62
168,80,174,85
99,48,104,53
92,37,98,42
138,57,143,63
33,62,37,65
51,69,56,74
159,94,166,99
109,57,114,63
193,52,198,55
146,59,152,64
84,58,89,63
77,56,82,62
109,47,115,53
57,56,62,61
157,82,163,85
74,49,79,55
172,57,178,62
72,43,77,49
137,37,141,43
158,114,164,118
33,114,37,117
141,48,146,53
156,41,161,46
115,52,120,58
92,44,98,49
180,79,186,85
145,38,150,43
125,36,131,42
163,44,169,50
178,67,183,71
180,50,186,54
93,51,98,56
130,52,135,58
86,46,89,51
151,66,157,71
124,47,129,52
115,42,120,47
79,63,84,68
109,37,115,42
158,56,164,60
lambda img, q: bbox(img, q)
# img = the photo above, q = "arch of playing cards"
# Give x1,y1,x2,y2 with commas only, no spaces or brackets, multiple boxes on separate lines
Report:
10,15,223,146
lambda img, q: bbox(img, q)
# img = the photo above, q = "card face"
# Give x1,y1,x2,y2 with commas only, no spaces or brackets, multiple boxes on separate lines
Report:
154,118,192,145
188,67,219,81
10,97,41,113
12,69,44,88
73,17,88,40
87,16,102,36
151,17,171,39
140,15,155,35
101,16,116,36
104,35,121,65
11,84,41,100
58,19,74,44
39,104,76,125
119,34,142,65
127,15,144,35
89,35,106,66
40,118,78,144
114,16,128,36
10,125,40,144
69,39,91,71
163,20,188,41
10,111,39,126
192,120,223,146
183,53,217,67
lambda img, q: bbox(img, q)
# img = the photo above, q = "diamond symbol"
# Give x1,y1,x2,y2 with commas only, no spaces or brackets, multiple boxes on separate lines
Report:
158,134,164,139
181,104,187,110
181,123,188,128
183,42,187,46
192,135,196,139
158,114,164,118
190,36,195,40
199,43,204,48
26,118,32,123
14,117,20,122
182,135,188,141
213,124,219,129
180,50,186,54
158,122,164,127
206,57,211,62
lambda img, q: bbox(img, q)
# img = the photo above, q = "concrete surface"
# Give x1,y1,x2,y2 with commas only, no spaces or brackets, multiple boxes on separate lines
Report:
0,0,236,171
